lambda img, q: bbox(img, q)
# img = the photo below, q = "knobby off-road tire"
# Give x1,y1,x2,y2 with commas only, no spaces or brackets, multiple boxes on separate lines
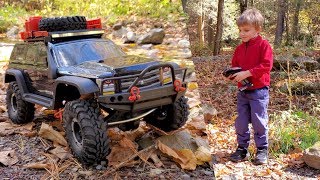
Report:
145,96,189,132
39,16,87,32
6,82,35,124
63,99,109,166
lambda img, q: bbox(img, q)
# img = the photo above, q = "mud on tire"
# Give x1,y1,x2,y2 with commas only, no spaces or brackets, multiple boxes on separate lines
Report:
63,99,109,165
145,96,189,132
6,82,35,124
39,16,87,32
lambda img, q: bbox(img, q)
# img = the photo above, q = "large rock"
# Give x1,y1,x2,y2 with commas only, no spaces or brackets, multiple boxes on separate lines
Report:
137,28,165,45
303,141,320,169
278,81,320,95
123,31,137,43
273,55,320,71
112,27,128,39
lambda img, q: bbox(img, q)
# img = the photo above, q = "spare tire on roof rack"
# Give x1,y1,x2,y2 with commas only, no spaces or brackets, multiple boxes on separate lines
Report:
39,16,87,32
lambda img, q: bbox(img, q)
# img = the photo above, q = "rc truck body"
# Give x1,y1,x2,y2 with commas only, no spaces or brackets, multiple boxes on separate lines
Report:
4,16,189,165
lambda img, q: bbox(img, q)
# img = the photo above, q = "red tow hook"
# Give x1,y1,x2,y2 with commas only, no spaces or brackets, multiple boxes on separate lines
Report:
54,108,64,121
174,80,186,92
128,86,141,102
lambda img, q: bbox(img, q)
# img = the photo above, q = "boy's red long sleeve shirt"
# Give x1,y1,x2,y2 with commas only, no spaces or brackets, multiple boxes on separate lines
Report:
231,35,273,90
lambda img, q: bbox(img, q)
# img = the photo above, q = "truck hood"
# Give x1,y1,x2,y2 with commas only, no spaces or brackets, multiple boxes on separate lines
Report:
58,55,161,78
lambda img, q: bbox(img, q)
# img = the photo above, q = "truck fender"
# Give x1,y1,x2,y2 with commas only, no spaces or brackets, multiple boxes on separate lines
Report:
54,76,99,95
4,69,29,93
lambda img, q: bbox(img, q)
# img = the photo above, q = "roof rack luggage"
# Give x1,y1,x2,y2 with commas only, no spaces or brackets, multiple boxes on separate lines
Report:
19,16,104,42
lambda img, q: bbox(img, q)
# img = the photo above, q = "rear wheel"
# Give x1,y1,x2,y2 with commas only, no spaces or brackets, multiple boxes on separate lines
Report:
63,99,109,165
6,82,35,124
144,96,189,132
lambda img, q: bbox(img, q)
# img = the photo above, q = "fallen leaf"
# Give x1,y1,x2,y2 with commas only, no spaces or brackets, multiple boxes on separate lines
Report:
187,98,201,109
119,137,138,150
187,115,206,131
49,146,72,160
24,163,52,170
0,105,6,113
107,147,136,167
156,140,187,164
0,122,15,136
176,149,197,170
0,122,35,136
195,146,212,165
150,153,163,168
0,117,8,122
157,140,198,170
0,150,18,166
187,82,198,91
107,128,125,141
38,123,67,147
125,125,149,141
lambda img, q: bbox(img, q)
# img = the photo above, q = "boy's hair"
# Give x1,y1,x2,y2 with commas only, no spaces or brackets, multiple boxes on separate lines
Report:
237,8,264,30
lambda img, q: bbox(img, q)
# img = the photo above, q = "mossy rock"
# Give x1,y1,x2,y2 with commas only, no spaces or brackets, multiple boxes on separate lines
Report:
273,55,320,71
278,81,320,95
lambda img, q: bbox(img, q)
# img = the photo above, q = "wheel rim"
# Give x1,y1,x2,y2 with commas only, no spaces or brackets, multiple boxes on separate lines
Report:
72,118,83,146
11,93,17,112
156,108,168,121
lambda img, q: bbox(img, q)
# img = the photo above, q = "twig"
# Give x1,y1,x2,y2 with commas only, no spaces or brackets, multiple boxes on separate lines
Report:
101,144,156,177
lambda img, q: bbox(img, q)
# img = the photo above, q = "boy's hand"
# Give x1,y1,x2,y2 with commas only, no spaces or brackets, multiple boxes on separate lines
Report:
231,70,252,83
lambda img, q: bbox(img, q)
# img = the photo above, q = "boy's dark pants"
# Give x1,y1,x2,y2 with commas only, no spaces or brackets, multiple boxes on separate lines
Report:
235,87,269,149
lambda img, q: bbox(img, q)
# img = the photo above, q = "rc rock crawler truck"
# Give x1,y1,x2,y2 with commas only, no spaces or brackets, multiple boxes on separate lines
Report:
5,16,189,166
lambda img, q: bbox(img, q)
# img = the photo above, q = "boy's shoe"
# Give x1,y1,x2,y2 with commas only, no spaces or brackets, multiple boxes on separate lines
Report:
230,147,250,162
254,148,268,165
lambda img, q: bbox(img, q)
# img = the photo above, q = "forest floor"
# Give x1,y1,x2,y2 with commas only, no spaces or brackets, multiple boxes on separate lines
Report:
0,17,320,179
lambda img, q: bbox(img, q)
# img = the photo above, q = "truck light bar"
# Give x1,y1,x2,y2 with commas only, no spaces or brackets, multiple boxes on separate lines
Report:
50,30,105,38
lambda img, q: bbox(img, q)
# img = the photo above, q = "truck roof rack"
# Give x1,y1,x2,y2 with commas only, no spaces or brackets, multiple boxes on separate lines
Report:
20,16,104,43
22,29,105,43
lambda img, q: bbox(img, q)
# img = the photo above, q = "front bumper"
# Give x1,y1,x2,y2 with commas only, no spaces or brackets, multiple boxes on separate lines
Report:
97,83,186,111
97,63,187,111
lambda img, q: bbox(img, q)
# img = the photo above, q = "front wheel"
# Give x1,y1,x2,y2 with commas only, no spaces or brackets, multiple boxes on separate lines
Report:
63,99,109,165
144,96,189,132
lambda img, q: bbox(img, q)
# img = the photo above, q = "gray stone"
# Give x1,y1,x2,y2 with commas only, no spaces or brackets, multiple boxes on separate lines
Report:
112,27,128,39
137,28,165,45
112,22,123,31
141,44,153,50
303,141,320,170
6,26,19,40
71,167,78,172
124,31,137,43
273,55,320,71
278,81,320,95
178,39,190,48
100,161,107,166
147,49,160,59
203,170,214,176
181,174,191,180
96,164,103,170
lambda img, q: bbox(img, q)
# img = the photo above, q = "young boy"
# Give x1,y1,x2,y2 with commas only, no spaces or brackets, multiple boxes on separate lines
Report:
227,8,273,165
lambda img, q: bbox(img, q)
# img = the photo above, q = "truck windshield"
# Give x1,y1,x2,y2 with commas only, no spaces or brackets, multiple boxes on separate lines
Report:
52,39,126,67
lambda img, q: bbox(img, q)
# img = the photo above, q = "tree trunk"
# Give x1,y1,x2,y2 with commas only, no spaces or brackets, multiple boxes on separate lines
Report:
213,0,224,55
181,0,188,13
250,0,254,6
238,0,248,14
198,0,205,45
198,15,205,45
292,0,302,41
207,12,214,50
274,0,287,47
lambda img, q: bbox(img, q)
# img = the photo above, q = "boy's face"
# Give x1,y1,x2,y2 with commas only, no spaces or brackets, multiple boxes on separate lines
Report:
238,24,260,42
